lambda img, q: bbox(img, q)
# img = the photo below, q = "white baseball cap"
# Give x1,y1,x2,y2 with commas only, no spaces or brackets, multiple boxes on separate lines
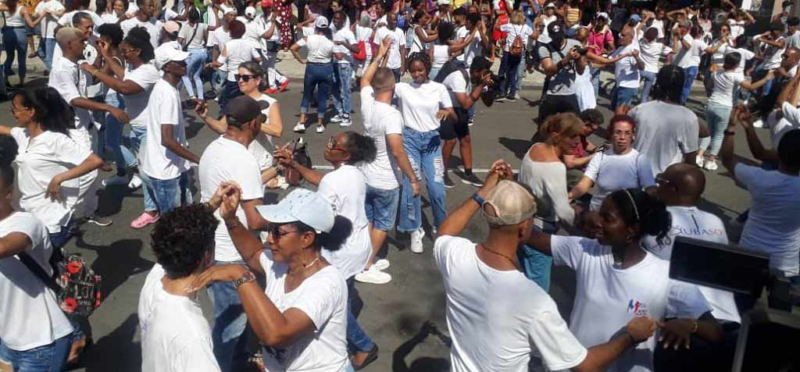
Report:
314,16,329,29
256,189,335,233
154,47,190,70
245,6,256,17
221,5,237,15
437,0,450,5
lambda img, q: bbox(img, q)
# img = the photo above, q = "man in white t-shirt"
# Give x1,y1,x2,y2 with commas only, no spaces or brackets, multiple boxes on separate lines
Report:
33,0,65,73
372,13,406,81
121,0,161,50
753,24,788,99
197,96,269,372
254,0,289,93
140,204,223,372
435,166,658,372
140,47,199,218
638,27,673,103
331,11,358,126
208,8,236,94
355,41,420,285
610,27,644,110
672,21,710,105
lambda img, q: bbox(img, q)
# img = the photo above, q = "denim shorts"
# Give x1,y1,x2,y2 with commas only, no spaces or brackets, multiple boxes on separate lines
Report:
365,185,400,232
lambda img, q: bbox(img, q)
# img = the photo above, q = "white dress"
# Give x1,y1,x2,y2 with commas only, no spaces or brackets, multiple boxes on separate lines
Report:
575,64,596,111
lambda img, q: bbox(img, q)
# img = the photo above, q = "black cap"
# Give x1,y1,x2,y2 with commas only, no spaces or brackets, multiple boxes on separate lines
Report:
547,22,565,39
225,96,261,127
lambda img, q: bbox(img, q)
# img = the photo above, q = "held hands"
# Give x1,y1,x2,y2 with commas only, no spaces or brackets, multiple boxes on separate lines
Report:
208,181,239,211
657,319,697,350
195,101,209,119
218,183,242,220
273,144,294,167
730,104,751,130
626,316,658,344
479,159,513,194
186,264,247,293
110,107,130,124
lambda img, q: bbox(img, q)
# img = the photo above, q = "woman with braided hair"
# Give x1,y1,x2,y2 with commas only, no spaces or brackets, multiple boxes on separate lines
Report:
387,50,455,254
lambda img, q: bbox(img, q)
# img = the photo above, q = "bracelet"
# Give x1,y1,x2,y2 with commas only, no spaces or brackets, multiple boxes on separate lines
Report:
724,130,736,136
233,269,256,289
410,179,419,184
471,193,485,206
225,218,242,230
690,318,699,334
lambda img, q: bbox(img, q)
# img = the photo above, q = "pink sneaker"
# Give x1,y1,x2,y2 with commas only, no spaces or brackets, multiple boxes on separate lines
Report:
130,212,159,229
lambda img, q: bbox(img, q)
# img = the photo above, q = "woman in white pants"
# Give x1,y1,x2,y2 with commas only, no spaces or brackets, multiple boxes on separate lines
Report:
256,0,289,93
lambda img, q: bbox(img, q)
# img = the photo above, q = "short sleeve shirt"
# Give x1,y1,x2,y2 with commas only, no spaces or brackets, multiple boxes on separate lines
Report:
538,38,583,96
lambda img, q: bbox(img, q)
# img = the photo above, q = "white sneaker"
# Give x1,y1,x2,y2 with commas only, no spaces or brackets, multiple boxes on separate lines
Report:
355,267,392,284
695,155,705,168
293,122,306,133
316,124,325,133
410,228,425,254
102,174,128,187
128,174,143,190
330,114,344,123
339,116,352,127
753,119,764,128
704,159,718,171
373,259,390,271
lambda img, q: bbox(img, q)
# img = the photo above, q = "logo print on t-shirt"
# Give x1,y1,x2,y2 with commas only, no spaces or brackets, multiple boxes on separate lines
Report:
627,299,648,316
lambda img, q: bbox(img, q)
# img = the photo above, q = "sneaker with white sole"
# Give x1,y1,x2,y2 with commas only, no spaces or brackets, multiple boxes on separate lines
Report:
293,122,307,133
460,172,484,187
410,228,425,253
128,174,143,190
85,214,113,227
704,159,718,171
330,114,344,123
355,267,392,284
339,116,352,127
443,173,456,189
753,119,764,128
102,174,128,187
696,155,705,168
373,259,390,271
316,124,325,133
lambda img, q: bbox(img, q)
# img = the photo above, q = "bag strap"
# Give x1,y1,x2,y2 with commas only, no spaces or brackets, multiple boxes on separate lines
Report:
17,252,62,295
185,23,199,49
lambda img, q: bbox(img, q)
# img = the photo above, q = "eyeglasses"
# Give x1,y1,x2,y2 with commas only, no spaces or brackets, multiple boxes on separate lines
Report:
235,74,258,82
269,224,300,241
326,136,347,151
9,105,29,114
612,129,633,137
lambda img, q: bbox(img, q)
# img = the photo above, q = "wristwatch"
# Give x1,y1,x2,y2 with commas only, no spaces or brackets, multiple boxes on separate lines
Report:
233,269,256,289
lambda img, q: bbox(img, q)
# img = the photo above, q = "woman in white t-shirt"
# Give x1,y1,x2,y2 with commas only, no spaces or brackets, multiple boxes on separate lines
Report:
290,16,335,134
275,132,380,369
0,0,37,88
392,51,454,254
496,11,534,100
427,22,474,80
569,115,656,211
209,19,262,114
0,135,76,371
179,7,209,102
697,53,775,171
408,10,437,55
525,188,724,372
192,188,351,372
354,14,374,78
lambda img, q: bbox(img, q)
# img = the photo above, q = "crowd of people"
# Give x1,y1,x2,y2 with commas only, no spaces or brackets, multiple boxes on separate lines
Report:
0,0,799,371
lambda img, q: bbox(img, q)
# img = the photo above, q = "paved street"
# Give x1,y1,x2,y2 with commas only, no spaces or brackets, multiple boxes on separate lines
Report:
3,60,767,372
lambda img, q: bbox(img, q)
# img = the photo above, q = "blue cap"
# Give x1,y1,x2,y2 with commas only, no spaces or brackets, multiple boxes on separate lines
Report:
630,14,642,23
256,189,335,233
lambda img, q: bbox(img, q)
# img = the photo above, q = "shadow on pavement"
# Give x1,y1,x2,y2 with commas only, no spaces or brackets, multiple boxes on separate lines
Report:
498,136,532,159
81,314,141,372
392,321,450,372
75,237,154,299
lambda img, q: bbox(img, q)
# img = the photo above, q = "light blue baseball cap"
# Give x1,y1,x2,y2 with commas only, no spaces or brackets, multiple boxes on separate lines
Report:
256,189,335,233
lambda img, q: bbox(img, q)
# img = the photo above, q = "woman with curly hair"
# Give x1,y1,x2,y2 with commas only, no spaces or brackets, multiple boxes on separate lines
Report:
390,50,454,254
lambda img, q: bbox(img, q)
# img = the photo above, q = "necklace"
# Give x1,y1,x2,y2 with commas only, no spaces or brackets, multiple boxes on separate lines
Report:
303,257,320,270
479,244,519,270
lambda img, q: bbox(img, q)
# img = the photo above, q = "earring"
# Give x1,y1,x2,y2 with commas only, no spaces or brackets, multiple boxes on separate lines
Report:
625,235,634,243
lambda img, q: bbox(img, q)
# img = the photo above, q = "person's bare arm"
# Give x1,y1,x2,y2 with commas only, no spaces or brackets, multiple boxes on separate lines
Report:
362,37,391,87
740,71,775,91
70,97,129,123
0,233,32,260
568,176,594,201
415,25,438,43
262,103,283,138
160,125,200,164
573,317,657,372
81,63,144,95
290,42,307,64
48,153,104,201
777,71,800,107
563,154,594,169
437,161,511,237
387,134,421,196
741,116,780,163
759,36,786,49
196,104,228,134
720,105,746,177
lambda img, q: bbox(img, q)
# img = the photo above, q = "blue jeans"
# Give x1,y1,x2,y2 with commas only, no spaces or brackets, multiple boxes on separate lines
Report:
365,185,400,232
500,52,522,97
680,66,699,105
590,66,602,97
2,27,27,79
640,70,657,104
214,69,228,94
428,67,441,81
128,126,157,212
300,62,334,115
47,218,73,250
333,63,353,117
518,221,557,292
143,172,186,214
104,92,135,176
42,38,56,72
397,127,447,232
209,261,250,372
346,278,374,352
182,48,207,100
612,86,637,110
700,102,733,157
0,334,71,372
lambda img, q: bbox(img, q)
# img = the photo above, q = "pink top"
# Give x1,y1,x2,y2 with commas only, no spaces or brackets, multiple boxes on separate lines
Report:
588,25,613,54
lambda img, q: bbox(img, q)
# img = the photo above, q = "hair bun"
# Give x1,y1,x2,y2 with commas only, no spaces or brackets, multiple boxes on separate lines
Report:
0,135,19,168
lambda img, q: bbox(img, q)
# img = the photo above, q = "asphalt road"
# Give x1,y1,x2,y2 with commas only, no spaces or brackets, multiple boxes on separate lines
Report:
4,70,765,372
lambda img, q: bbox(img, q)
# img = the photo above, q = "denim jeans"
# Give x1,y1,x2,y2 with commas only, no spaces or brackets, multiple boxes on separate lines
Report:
700,102,733,157
48,218,73,250
42,38,56,72
0,333,71,372
680,66,699,105
182,48,207,100
365,185,400,232
612,86,637,110
129,126,157,212
301,63,334,115
428,67,441,81
346,278,374,353
398,127,447,232
500,52,522,97
2,27,27,79
640,70,657,104
104,92,135,176
143,172,187,214
209,261,250,372
333,62,353,117
518,221,557,292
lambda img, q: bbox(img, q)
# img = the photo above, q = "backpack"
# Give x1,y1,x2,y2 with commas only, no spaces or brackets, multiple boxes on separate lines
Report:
434,59,469,83
510,25,524,56
18,251,102,316
353,40,367,61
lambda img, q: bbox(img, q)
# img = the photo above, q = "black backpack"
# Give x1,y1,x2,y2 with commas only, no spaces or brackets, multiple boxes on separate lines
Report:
434,59,469,84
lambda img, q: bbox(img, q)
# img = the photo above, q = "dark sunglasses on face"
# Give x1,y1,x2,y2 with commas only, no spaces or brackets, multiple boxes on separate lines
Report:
236,74,257,82
268,224,300,240
326,136,347,151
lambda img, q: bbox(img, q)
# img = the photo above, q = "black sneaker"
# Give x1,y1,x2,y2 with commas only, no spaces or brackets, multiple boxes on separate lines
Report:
460,172,484,187
443,173,456,189
85,214,113,227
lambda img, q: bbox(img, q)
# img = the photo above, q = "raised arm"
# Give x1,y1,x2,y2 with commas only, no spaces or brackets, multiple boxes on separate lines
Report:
436,160,512,237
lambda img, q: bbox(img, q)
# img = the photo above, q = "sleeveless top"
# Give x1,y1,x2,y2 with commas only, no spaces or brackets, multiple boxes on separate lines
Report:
432,44,449,69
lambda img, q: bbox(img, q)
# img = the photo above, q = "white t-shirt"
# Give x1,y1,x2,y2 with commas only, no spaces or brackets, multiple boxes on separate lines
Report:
34,0,65,39
611,44,641,88
121,17,161,49
48,57,93,148
442,70,471,109
709,70,746,107
141,79,189,180
355,25,374,58
552,236,712,372
773,101,800,147
434,236,588,372
318,166,372,279
179,22,209,50
455,27,481,66
640,206,741,324
756,35,786,70
208,27,231,50
500,23,533,52
248,94,279,170
296,34,334,64
394,81,452,132
199,137,263,262
710,39,736,67
333,28,357,64
359,86,403,190
728,19,746,40
736,163,800,276
638,39,672,73
724,47,755,75
123,63,161,128
631,101,700,175
674,35,708,69
584,149,655,211
0,212,74,351
259,253,349,372
10,129,91,233
218,39,260,82
373,27,405,69
249,15,280,51
650,19,665,39
139,266,221,372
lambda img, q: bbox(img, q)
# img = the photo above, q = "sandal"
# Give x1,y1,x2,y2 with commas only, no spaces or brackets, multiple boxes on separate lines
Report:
352,344,379,371
66,336,93,368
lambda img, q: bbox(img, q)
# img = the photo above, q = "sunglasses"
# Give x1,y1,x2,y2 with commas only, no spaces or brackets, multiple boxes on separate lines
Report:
235,74,258,82
268,224,300,241
326,136,347,151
